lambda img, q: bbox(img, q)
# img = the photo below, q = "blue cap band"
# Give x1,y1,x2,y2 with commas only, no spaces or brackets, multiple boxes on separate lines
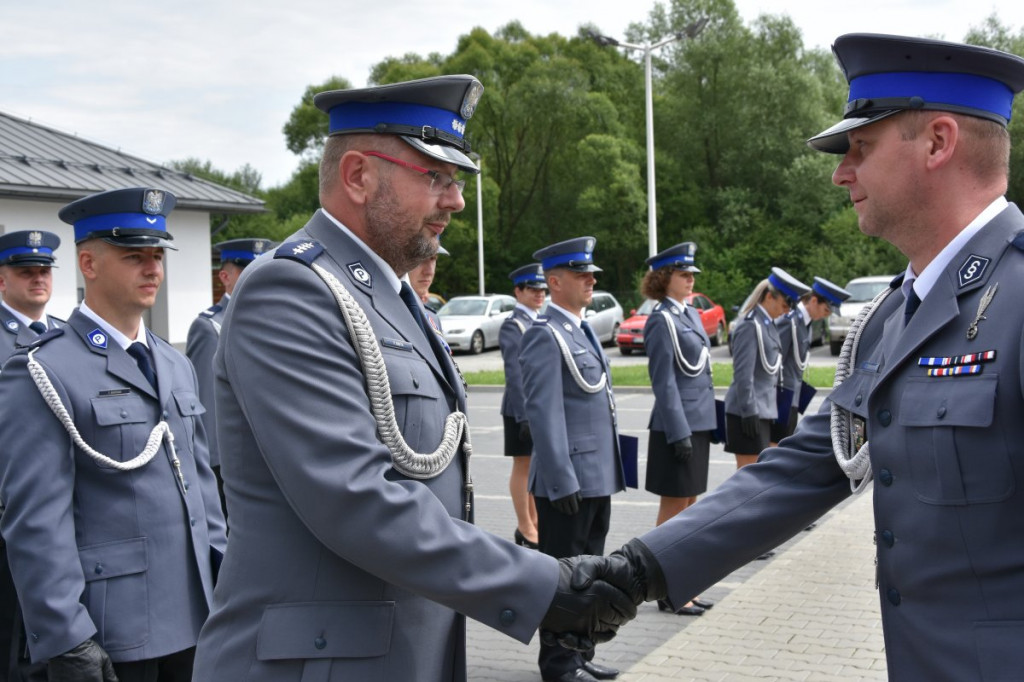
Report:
813,282,843,305
649,254,695,271
541,251,592,270
848,71,1014,121
514,273,544,285
328,101,466,140
769,272,801,301
0,246,54,262
73,212,167,242
220,250,256,262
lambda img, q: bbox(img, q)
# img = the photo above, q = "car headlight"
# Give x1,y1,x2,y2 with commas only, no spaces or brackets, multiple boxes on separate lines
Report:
447,328,465,335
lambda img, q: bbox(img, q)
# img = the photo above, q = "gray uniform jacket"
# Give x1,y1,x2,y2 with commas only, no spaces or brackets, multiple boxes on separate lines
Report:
191,210,558,682
640,204,1024,681
0,308,64,359
499,307,534,423
0,311,227,663
520,307,625,500
185,297,226,468
644,300,716,442
774,309,809,393
724,306,781,419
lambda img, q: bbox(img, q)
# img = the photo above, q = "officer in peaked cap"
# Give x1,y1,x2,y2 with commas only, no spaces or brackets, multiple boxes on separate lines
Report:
520,236,627,682
0,187,226,679
566,35,1024,681
191,76,631,682
405,240,449,332
314,74,485,174
0,230,65,356
186,236,277,517
500,263,548,554
644,241,700,273
59,187,178,249
771,276,851,445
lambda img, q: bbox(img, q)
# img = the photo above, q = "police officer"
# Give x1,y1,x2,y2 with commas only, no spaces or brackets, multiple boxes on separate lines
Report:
0,230,64,682
725,267,808,469
567,34,1024,680
770,276,850,444
185,237,274,515
406,243,448,332
640,242,716,615
190,76,633,682
499,263,547,550
521,237,625,682
0,187,227,681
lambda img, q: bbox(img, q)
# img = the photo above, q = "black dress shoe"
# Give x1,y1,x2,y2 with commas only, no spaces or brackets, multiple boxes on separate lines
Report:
658,599,704,615
514,528,539,549
582,661,620,679
542,668,600,682
691,598,714,610
756,550,775,560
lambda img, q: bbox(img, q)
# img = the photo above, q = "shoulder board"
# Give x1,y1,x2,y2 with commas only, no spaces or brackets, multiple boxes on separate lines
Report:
533,315,550,326
26,328,64,349
48,315,67,325
199,304,223,318
274,240,325,266
744,309,756,321
1011,232,1024,252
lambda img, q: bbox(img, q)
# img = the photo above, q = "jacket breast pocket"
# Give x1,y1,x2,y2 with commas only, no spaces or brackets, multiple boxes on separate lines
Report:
91,395,149,467
898,374,1012,505
172,390,205,450
78,537,149,651
383,351,440,449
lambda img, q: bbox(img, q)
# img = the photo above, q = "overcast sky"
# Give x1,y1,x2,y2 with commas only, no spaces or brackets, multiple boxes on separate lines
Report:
3,0,1020,190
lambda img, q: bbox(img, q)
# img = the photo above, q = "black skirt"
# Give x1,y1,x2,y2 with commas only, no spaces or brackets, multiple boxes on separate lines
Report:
503,415,533,456
724,413,771,454
644,430,711,497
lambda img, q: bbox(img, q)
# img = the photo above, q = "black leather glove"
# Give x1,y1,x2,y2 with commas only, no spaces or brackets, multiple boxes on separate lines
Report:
672,437,693,463
741,415,761,439
47,639,118,682
551,491,582,515
518,420,531,442
539,555,638,651
570,538,669,606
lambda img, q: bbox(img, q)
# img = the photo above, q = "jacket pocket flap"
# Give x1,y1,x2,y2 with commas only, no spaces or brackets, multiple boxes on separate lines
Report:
92,395,148,425
898,375,995,427
256,602,394,660
79,537,148,582
172,390,206,416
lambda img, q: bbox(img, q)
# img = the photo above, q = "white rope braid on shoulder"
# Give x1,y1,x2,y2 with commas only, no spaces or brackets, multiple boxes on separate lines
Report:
310,263,471,486
789,316,809,373
660,310,710,377
544,322,607,393
26,348,186,489
753,317,783,376
513,318,527,334
830,286,895,494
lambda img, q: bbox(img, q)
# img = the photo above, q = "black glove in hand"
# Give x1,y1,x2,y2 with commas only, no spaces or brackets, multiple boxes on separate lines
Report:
539,556,638,651
571,538,669,606
47,639,118,682
740,415,761,439
551,491,582,515
672,437,693,463
518,421,531,442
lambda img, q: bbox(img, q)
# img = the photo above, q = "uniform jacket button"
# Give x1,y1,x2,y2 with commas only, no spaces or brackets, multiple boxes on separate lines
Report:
937,405,947,419
412,378,420,388
887,588,901,606
879,469,894,486
854,393,863,406
119,409,128,418
880,530,895,547
190,517,197,527
94,563,103,575
162,410,170,419
877,409,892,426
314,636,327,650
499,609,516,626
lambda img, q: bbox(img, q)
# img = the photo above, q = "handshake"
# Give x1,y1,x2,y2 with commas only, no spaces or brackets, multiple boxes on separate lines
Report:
538,539,667,650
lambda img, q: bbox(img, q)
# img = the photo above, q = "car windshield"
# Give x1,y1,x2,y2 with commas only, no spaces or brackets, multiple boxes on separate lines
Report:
636,299,657,315
846,280,891,302
439,299,488,316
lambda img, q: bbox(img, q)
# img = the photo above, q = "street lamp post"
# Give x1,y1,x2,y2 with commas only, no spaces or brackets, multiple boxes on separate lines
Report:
470,152,485,295
589,19,707,258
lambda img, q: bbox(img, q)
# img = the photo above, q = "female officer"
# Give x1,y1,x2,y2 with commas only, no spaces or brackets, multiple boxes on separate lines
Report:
725,267,808,469
641,243,716,615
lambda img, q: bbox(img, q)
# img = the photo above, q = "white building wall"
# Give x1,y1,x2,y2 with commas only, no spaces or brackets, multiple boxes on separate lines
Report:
0,197,213,348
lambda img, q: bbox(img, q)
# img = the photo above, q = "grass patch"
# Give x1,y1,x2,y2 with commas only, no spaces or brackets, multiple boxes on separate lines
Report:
462,363,835,388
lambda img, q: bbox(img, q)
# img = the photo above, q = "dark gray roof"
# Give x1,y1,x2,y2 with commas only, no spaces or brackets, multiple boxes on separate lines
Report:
0,110,265,214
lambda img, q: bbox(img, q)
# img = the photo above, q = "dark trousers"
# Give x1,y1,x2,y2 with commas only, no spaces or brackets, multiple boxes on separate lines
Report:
535,495,611,679
112,647,195,682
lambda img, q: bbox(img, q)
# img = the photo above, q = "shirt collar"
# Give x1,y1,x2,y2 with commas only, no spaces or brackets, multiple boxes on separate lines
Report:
797,301,811,326
515,302,539,319
548,301,582,327
79,301,148,350
1,301,42,329
321,208,402,294
664,297,688,316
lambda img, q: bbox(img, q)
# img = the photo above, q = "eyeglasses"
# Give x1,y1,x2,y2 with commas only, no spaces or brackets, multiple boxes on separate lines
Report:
363,151,466,195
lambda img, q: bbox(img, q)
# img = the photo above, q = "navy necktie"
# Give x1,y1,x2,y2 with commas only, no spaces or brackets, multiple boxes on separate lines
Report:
126,342,158,391
580,320,603,355
399,282,460,390
28,321,47,335
904,288,921,326
399,282,432,339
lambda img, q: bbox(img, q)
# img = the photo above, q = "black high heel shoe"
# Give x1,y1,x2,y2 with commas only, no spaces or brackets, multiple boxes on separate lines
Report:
657,600,705,616
514,529,539,549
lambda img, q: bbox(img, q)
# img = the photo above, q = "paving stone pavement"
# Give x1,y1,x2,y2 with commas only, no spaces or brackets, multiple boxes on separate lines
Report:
462,381,887,682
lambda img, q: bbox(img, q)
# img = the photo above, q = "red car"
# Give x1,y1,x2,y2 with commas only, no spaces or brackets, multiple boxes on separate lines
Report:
615,294,727,355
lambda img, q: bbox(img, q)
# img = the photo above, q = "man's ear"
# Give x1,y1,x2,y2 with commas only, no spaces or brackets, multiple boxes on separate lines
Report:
925,115,959,171
78,246,98,281
340,151,373,205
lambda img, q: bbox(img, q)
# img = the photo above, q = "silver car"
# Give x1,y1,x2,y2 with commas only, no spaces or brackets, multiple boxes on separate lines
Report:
438,294,516,354
829,275,894,355
538,290,624,346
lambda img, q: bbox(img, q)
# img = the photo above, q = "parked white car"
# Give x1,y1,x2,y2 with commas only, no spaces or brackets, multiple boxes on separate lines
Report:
539,290,624,346
829,275,894,355
438,294,516,354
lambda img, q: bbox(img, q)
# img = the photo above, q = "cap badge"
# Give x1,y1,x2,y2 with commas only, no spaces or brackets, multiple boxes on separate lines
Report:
253,241,265,254
586,239,594,251
143,190,165,215
27,231,42,247
87,329,108,349
461,81,484,119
